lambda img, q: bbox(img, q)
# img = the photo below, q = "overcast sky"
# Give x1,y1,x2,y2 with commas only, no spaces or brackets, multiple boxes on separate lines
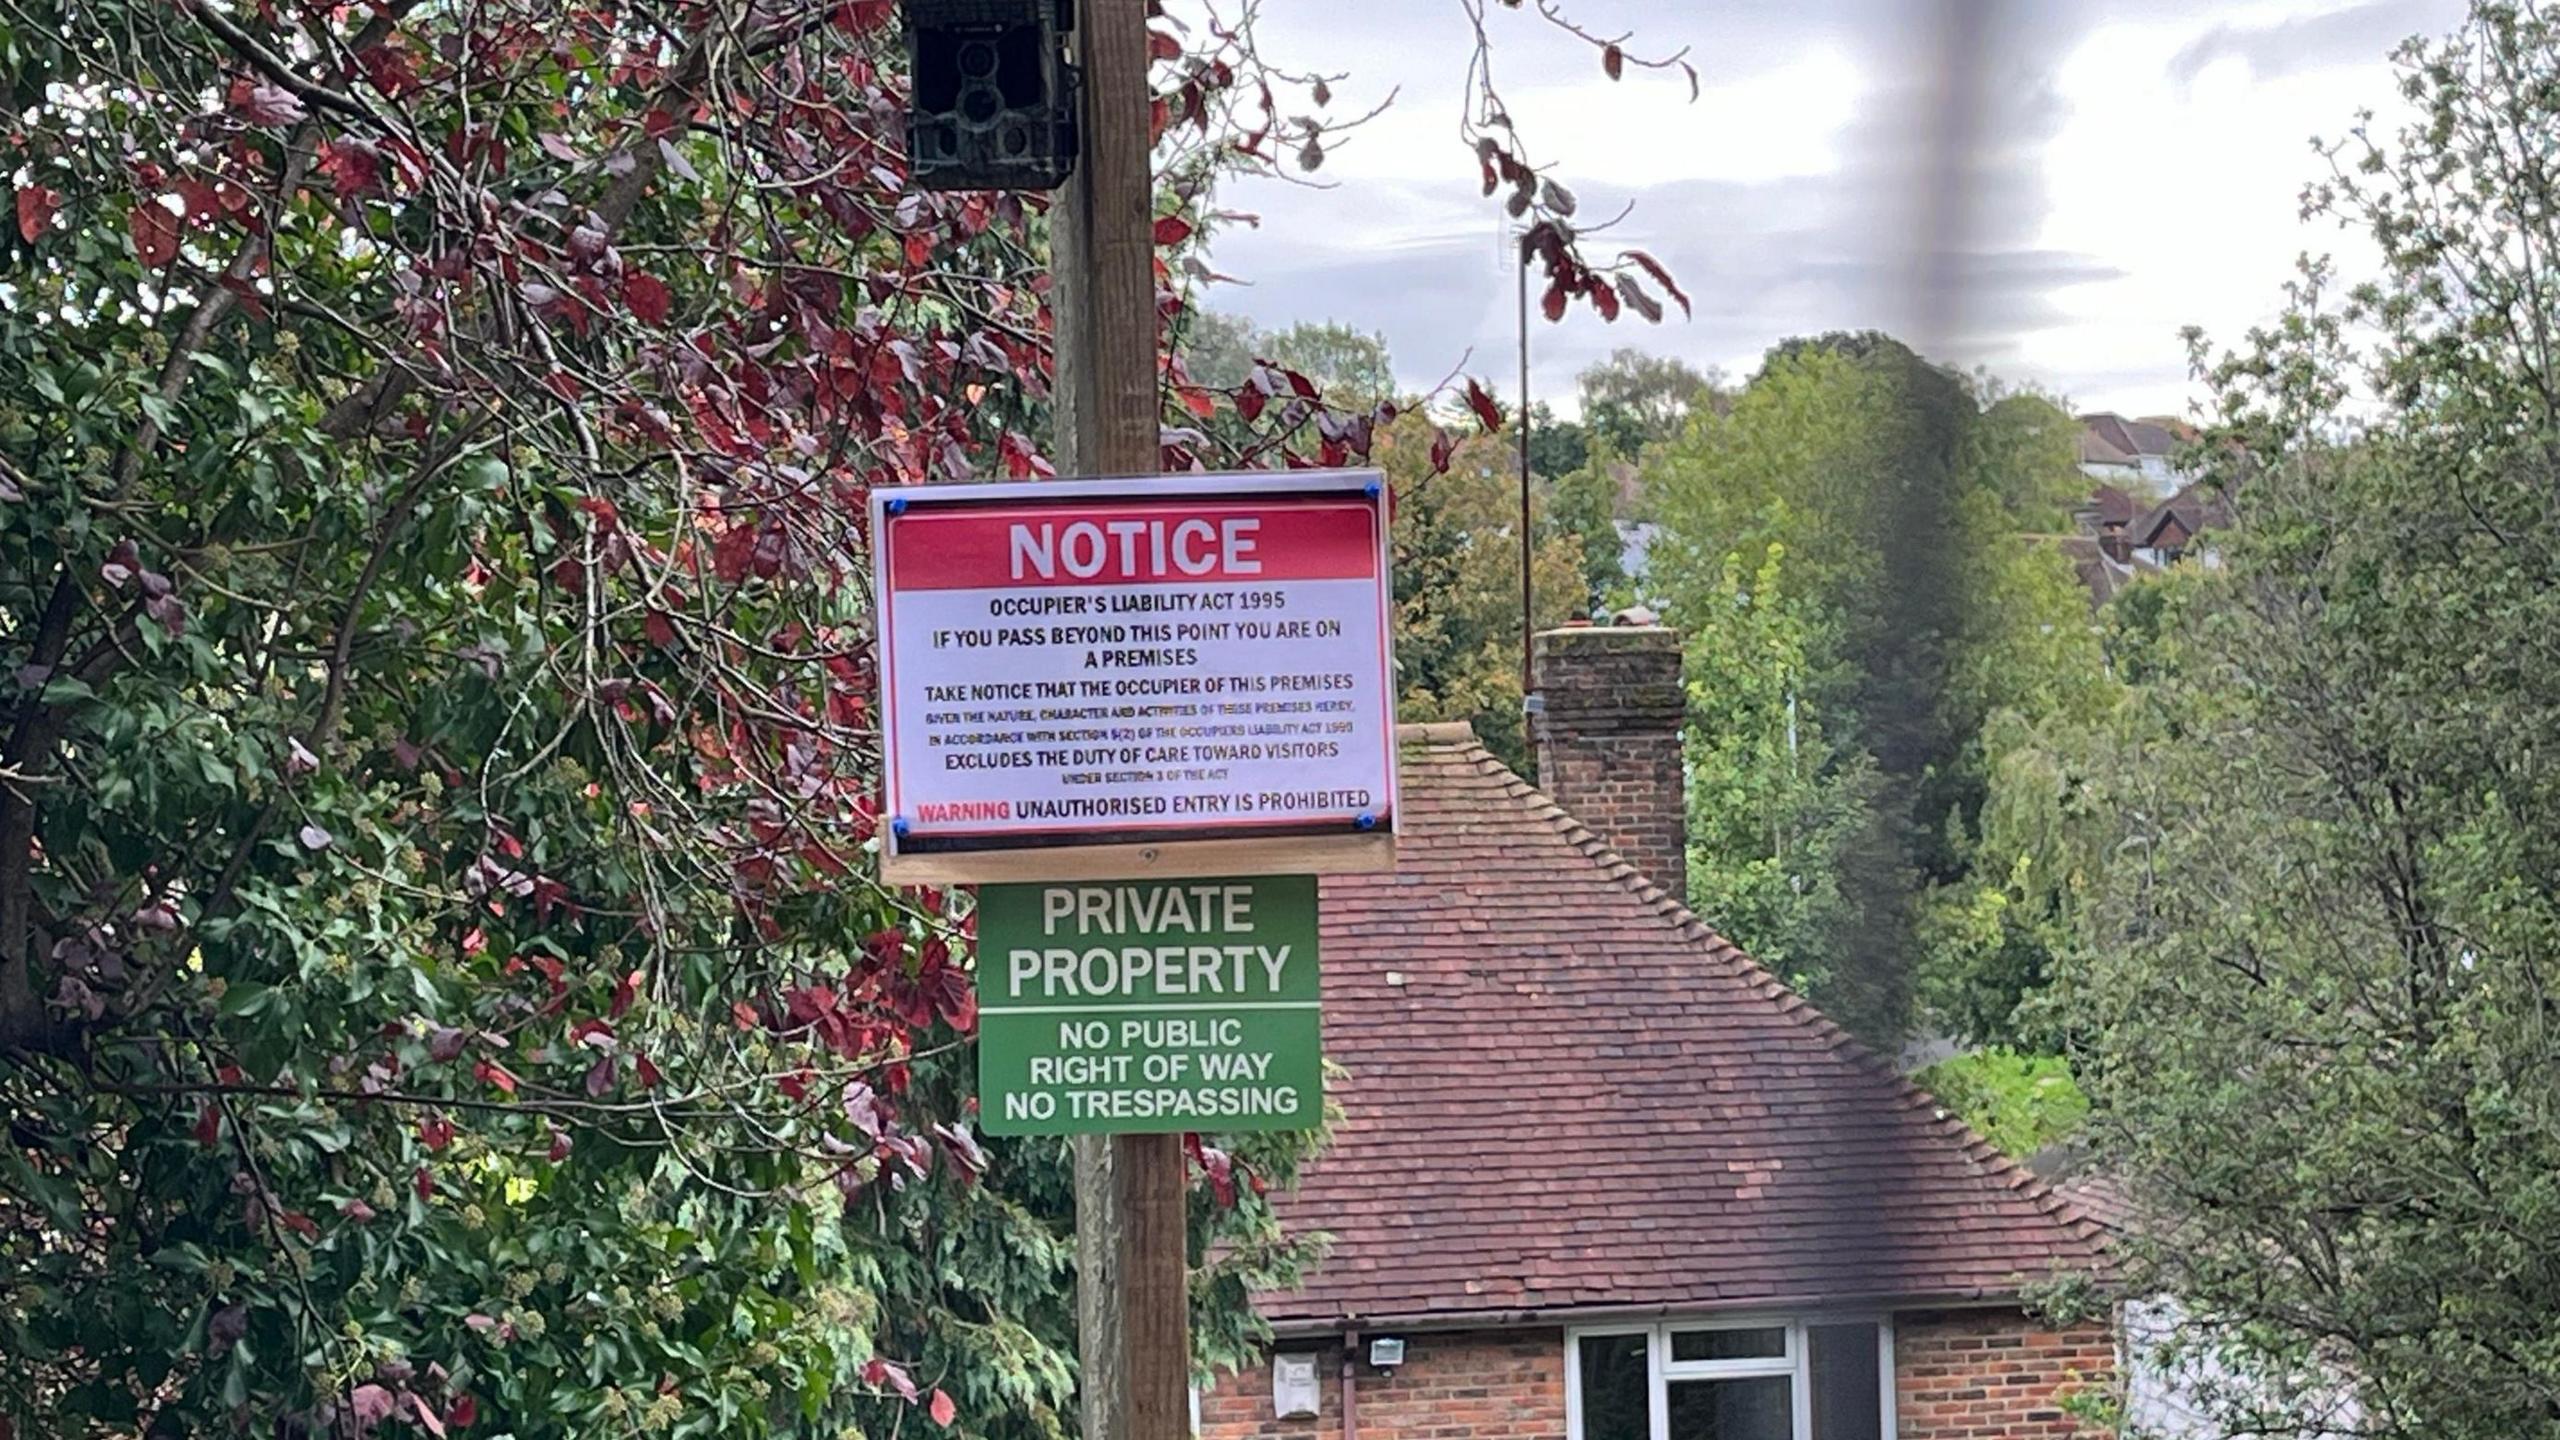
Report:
1200,0,2464,420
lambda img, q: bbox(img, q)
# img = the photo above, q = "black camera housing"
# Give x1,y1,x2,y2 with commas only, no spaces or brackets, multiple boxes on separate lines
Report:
904,0,1081,191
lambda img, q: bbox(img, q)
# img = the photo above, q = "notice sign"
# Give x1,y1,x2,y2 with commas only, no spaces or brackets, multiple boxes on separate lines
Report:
976,876,1320,1135
871,471,1395,879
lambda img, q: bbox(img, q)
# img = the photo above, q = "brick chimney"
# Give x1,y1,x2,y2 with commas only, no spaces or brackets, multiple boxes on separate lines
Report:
1530,621,1687,898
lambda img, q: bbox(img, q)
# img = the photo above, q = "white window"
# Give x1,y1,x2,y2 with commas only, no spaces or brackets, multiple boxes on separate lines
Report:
1566,1318,1893,1440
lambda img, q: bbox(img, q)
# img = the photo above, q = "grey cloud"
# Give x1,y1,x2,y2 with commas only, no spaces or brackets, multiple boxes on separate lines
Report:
2167,0,2459,87
1209,160,2130,408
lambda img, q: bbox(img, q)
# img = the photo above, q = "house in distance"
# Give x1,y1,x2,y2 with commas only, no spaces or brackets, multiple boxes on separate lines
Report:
1202,622,2118,1440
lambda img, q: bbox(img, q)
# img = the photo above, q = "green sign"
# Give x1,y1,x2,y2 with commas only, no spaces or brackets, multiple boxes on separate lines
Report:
976,876,1321,1135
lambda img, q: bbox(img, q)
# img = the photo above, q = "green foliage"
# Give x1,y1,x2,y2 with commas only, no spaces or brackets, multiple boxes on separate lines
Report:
1679,546,1908,1023
1546,455,1629,617
1576,347,1718,459
1176,312,1397,411
1382,417,1585,775
1644,338,2101,1040
1260,322,1398,412
1914,1049,2089,1159
2059,6,2560,1436
1522,402,1590,480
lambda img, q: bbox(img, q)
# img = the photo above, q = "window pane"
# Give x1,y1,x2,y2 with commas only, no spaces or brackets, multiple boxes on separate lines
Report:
1808,1323,1882,1440
1670,1327,1788,1363
1667,1377,1792,1440
1577,1333,1651,1440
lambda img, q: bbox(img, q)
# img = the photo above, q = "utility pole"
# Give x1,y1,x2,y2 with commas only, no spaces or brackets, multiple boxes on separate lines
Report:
1050,8,1190,1440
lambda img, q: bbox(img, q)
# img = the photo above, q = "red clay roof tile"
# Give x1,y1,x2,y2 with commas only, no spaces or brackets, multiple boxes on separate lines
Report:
1262,724,2109,1329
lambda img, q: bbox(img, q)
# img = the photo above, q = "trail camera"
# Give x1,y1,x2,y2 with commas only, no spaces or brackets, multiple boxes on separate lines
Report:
904,0,1080,191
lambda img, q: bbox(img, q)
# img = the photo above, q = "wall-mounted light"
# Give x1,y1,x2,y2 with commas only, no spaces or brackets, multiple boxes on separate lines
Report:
1366,1336,1407,1374
902,0,1080,191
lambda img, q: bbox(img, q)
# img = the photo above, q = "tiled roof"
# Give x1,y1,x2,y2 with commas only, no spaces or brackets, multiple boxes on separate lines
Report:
2049,1173,2137,1237
2079,412,2184,461
2088,484,2141,528
2042,534,2143,606
2135,480,2230,549
1267,725,2110,1330
2077,429,2138,467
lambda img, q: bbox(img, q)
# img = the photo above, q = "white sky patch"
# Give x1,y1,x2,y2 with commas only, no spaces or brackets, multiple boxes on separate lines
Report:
1487,47,1861,188
2021,7,2417,414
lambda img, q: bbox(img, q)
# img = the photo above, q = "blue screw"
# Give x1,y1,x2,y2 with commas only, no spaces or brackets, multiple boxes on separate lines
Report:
890,816,911,838
886,496,909,516
1354,811,1377,831
1363,479,1383,499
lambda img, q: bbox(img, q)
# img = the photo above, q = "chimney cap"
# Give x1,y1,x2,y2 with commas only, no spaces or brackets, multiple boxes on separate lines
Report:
1610,604,1662,627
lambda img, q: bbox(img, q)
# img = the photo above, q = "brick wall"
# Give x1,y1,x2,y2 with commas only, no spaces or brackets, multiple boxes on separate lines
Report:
1199,1330,1565,1440
1895,1309,2116,1439
1200,1311,2113,1440
1530,624,1686,899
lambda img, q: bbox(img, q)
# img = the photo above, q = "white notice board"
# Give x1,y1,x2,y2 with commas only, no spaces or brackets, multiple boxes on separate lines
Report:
871,471,1398,883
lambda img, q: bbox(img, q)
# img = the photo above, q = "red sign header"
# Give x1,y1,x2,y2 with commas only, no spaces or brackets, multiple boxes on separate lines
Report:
886,498,1378,591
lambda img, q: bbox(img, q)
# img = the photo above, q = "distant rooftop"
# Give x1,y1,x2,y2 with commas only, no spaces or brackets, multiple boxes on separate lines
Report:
2078,412,2190,463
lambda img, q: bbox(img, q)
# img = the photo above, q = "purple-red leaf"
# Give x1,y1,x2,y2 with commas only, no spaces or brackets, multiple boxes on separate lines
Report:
1626,250,1691,317
1603,43,1624,80
15,186,60,242
624,271,672,326
1152,214,1194,247
128,199,179,267
101,539,138,589
864,1357,919,1402
1463,378,1504,433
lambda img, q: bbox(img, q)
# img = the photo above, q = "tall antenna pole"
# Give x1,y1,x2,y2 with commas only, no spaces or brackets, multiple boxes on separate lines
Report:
1517,231,1535,696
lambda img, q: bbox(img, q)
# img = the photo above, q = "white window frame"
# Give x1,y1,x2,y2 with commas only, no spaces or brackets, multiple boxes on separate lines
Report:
1563,1315,1896,1440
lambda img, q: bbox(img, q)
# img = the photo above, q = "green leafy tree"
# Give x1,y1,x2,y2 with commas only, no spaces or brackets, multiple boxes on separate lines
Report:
1174,314,1397,411
1912,1049,2089,1159
1547,454,1630,617
2063,7,2560,1436
1522,401,1590,479
1174,309,1261,393
1577,348,1718,458
1645,339,2099,1038
1260,322,1398,412
1383,417,1585,774
1679,545,1909,1029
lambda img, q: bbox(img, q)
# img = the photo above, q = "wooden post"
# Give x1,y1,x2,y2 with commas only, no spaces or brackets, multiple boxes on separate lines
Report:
1051,8,1191,1440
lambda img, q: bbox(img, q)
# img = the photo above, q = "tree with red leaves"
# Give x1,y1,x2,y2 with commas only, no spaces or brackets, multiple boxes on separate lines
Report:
0,0,1680,1434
